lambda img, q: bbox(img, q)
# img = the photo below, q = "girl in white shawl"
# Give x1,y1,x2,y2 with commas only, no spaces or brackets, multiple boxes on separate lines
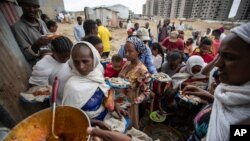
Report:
29,36,73,104
205,23,250,141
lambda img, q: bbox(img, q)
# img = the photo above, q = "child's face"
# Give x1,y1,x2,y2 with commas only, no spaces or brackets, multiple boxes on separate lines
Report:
152,49,158,56
191,65,202,74
53,52,70,63
95,43,103,56
112,61,122,71
200,44,211,55
50,25,58,33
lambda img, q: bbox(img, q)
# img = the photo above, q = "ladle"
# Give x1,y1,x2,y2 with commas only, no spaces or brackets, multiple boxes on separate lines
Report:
50,77,60,140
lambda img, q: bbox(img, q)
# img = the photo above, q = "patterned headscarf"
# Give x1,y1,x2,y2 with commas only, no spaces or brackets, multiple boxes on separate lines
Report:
127,36,147,54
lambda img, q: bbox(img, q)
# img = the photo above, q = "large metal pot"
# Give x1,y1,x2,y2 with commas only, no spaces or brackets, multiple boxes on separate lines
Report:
4,106,91,141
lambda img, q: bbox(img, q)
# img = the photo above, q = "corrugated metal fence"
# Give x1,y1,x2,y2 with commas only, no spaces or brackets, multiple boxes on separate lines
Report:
0,1,32,128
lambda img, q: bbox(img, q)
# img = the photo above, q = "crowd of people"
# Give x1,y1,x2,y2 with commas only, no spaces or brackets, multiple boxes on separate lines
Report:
9,0,250,141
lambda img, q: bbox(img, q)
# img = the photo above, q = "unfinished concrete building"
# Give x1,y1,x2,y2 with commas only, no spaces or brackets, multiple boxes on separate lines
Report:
182,0,194,18
157,0,172,18
191,0,233,20
235,0,250,21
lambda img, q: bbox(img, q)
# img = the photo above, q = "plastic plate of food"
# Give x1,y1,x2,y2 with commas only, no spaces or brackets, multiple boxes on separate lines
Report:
47,33,61,40
149,111,166,123
107,77,131,89
177,91,201,105
151,72,172,82
20,85,52,103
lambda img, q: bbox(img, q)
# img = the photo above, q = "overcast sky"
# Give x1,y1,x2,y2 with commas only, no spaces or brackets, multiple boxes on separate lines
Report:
64,0,240,17
63,0,146,14
229,0,241,17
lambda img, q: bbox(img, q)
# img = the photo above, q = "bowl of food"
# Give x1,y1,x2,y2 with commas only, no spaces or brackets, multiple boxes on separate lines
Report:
151,72,172,82
107,77,131,89
20,85,52,103
47,34,61,40
4,106,91,141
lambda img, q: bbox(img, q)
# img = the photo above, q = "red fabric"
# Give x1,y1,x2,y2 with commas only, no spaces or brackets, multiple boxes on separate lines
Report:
104,63,120,78
104,61,126,78
161,37,184,51
192,52,214,63
212,39,221,56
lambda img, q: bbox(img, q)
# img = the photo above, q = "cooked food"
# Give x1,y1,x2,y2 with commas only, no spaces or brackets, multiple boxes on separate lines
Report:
47,34,61,40
32,86,51,96
109,77,130,87
4,106,90,141
179,94,201,105
110,78,124,85
152,72,171,82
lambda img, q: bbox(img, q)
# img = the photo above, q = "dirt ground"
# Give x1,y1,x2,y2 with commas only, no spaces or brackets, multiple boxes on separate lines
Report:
56,19,224,57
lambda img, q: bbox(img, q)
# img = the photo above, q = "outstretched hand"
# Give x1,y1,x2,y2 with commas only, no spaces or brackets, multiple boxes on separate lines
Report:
114,103,129,119
31,36,50,54
183,85,214,103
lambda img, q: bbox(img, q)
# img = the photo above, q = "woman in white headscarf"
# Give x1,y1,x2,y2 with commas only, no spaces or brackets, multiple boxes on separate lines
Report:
62,41,127,122
205,23,250,141
172,55,208,90
62,41,110,120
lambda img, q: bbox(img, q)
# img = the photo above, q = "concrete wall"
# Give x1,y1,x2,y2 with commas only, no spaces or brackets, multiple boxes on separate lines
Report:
0,1,46,128
109,5,129,19
39,0,65,19
95,8,113,26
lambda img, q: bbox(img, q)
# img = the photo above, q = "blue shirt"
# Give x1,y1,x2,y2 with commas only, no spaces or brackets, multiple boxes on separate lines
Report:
118,44,157,74
74,24,85,41
81,88,108,121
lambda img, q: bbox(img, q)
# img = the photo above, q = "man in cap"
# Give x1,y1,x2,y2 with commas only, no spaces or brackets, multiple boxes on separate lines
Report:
12,0,50,67
137,28,157,74
161,31,184,53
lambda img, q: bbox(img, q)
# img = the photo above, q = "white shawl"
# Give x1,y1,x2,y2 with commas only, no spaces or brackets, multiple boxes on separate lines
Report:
206,81,250,141
29,55,64,86
172,55,206,89
49,63,72,105
62,41,109,111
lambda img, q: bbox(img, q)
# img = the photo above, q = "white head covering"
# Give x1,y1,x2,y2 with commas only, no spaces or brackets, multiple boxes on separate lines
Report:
231,23,250,45
207,24,250,141
186,55,205,76
69,41,101,77
62,41,109,111
171,55,206,89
